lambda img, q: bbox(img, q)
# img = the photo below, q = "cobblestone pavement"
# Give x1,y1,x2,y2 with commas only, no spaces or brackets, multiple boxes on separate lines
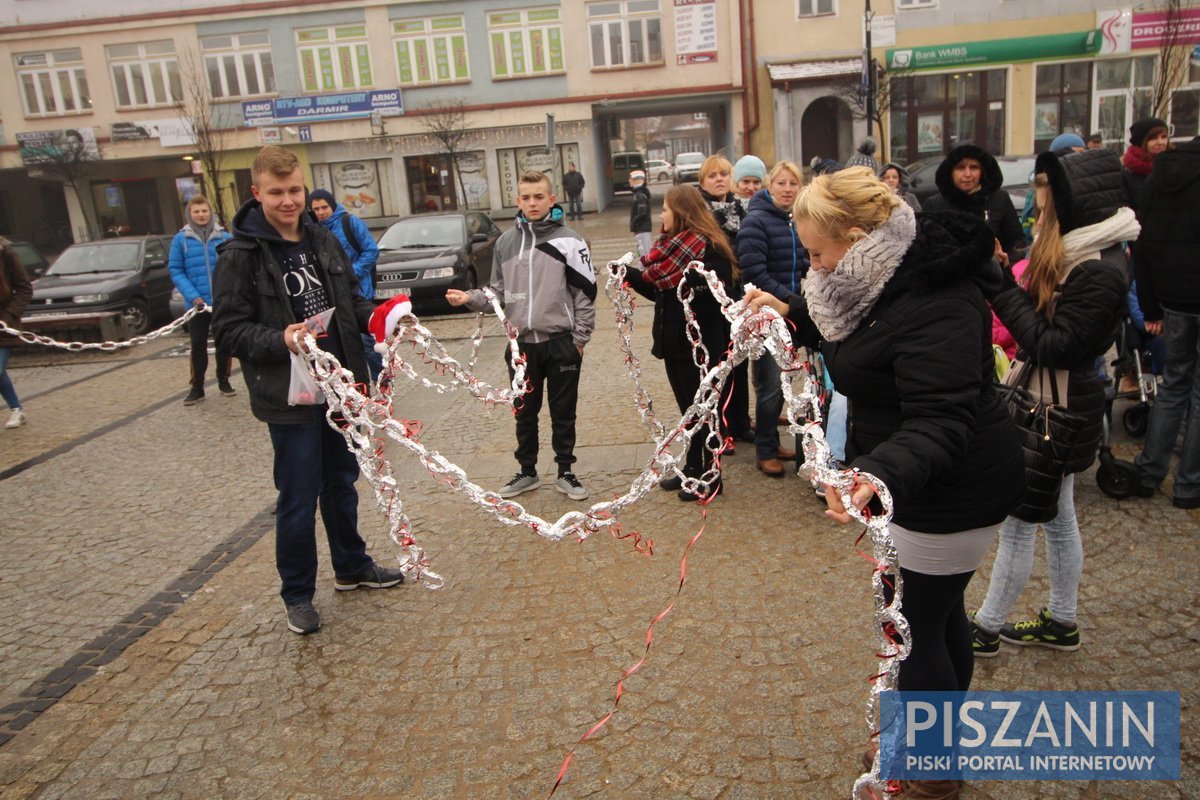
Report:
0,196,1195,799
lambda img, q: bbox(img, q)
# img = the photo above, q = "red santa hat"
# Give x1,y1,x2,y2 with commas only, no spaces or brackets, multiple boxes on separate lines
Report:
367,294,413,353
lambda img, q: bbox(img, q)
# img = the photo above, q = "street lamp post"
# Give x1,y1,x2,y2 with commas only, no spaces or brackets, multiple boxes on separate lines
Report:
864,0,876,141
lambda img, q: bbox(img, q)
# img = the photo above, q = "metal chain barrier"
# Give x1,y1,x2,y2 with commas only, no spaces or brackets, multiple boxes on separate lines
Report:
0,304,208,351
606,254,908,799
8,264,907,797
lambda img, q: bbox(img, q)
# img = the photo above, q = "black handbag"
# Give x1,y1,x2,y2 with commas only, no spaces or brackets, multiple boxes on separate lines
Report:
996,360,1088,524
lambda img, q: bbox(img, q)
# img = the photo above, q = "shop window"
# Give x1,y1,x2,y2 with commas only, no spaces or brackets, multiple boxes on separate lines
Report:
297,25,373,93
888,68,1007,163
201,32,276,99
393,15,469,86
496,143,581,207
1033,62,1092,152
797,0,834,17
1093,56,1155,148
106,41,181,109
587,1,662,69
15,49,91,117
487,7,565,79
310,159,397,219
1170,87,1199,139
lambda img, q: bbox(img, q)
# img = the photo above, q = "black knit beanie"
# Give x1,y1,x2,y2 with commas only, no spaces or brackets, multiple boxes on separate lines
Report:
1129,117,1167,148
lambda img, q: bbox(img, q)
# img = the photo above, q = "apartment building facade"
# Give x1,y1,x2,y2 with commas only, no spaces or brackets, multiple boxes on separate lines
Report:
3,1,1199,250
0,0,746,246
750,2,1200,170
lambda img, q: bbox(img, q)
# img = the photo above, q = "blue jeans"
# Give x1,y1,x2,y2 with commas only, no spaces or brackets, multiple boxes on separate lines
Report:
826,391,847,462
0,347,19,409
975,474,1083,630
362,333,383,382
568,194,583,219
268,420,372,605
1135,308,1200,501
753,355,784,460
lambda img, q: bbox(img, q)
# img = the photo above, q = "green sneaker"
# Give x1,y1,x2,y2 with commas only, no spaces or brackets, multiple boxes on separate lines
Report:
999,608,1080,651
968,611,1000,658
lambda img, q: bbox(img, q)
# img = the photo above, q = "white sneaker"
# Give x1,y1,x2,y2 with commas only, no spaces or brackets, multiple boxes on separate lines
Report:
555,472,589,501
5,408,25,429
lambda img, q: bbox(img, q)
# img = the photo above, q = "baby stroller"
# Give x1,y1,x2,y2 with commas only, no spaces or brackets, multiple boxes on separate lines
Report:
1109,313,1160,437
1095,315,1159,498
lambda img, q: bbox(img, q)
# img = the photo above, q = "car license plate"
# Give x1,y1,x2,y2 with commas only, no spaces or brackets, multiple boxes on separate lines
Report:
375,287,404,299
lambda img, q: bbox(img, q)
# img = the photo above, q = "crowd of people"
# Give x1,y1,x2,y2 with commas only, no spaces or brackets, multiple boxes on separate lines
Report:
3,124,1196,793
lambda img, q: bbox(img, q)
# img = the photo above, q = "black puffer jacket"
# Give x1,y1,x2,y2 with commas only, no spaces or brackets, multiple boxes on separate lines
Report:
788,211,1024,533
923,144,1026,262
991,247,1127,475
1133,139,1200,318
212,198,376,424
988,148,1130,475
737,189,809,301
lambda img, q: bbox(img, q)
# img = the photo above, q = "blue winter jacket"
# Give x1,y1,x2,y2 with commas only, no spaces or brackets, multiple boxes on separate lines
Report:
736,189,809,301
319,204,379,300
169,224,232,306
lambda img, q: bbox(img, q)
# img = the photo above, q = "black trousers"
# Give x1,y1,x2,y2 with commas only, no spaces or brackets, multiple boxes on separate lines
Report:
663,355,719,476
507,335,581,475
188,310,232,388
887,568,977,693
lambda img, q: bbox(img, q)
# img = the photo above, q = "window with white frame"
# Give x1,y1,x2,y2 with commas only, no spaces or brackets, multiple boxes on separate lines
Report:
106,40,181,109
200,32,276,99
587,1,662,69
15,48,91,117
797,0,835,17
1168,61,1200,139
296,25,373,93
393,15,469,85
487,7,565,79
897,0,937,8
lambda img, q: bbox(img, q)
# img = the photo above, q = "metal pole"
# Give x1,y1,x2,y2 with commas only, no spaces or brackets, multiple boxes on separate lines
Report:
865,0,875,140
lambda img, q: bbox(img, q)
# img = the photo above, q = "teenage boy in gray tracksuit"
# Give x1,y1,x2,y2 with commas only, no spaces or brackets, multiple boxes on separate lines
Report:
446,170,596,500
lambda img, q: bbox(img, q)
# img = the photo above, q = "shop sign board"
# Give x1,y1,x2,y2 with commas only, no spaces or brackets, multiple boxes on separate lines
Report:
242,90,403,126
887,31,1101,71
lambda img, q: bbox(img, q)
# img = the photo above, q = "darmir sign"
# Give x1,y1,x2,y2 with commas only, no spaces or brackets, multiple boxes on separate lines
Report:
242,90,403,126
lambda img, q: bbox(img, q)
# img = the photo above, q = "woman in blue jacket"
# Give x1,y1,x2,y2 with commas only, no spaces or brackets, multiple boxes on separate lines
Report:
736,161,809,477
169,195,233,405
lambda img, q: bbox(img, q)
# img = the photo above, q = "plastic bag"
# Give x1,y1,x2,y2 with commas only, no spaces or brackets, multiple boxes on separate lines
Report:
287,350,324,406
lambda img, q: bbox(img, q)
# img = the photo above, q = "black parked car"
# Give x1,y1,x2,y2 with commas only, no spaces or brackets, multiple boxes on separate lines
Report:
7,239,52,279
374,211,501,311
27,236,175,335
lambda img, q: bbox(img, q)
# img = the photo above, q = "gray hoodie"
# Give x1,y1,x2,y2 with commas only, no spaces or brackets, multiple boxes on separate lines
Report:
463,204,596,347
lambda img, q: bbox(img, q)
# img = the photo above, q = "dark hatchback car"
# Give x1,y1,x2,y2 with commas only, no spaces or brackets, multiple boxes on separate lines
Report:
27,236,175,335
374,211,501,311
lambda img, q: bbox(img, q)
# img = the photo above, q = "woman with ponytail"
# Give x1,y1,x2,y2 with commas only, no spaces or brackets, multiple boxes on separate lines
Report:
972,148,1135,657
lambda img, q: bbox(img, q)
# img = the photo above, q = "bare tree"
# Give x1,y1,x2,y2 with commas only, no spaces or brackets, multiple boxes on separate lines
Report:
179,48,232,225
21,129,103,240
832,62,912,157
419,99,474,209
1150,0,1193,120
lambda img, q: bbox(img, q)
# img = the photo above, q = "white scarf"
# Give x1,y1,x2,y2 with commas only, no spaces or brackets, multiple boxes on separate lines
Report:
1060,206,1140,269
804,203,917,342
